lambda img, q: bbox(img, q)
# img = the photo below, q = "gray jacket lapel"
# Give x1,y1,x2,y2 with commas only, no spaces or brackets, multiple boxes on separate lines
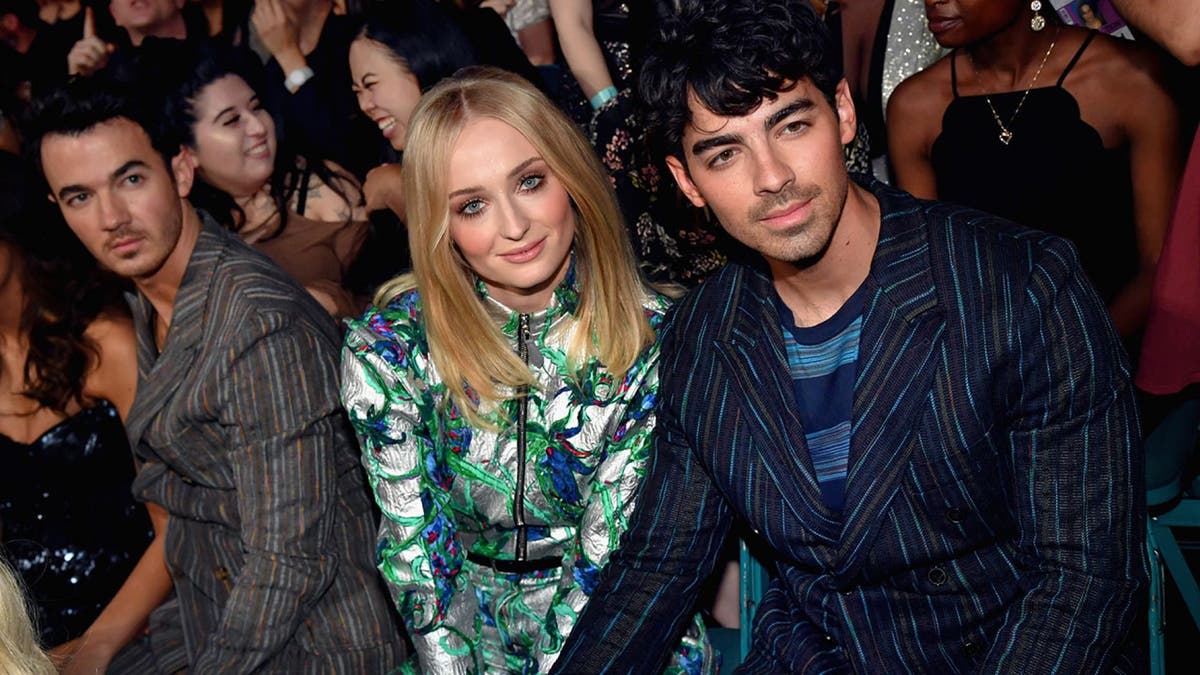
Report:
124,221,228,455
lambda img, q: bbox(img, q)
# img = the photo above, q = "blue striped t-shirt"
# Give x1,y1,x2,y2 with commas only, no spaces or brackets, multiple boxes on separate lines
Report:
774,284,866,512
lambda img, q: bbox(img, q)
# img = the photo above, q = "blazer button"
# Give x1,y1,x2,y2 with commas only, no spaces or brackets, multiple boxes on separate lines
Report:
963,639,982,657
928,566,948,586
946,507,965,523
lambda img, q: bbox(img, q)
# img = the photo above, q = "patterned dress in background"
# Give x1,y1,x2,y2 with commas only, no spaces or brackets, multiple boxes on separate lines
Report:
561,1,730,287
341,272,714,674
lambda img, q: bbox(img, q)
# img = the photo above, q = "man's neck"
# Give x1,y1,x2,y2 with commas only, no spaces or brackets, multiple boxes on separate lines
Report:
128,14,187,47
769,182,880,328
135,205,203,344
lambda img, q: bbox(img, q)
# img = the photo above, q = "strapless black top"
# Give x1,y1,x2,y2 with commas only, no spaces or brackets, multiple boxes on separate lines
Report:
0,401,153,645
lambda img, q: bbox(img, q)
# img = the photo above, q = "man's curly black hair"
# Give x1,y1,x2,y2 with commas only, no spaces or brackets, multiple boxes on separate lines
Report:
641,0,842,160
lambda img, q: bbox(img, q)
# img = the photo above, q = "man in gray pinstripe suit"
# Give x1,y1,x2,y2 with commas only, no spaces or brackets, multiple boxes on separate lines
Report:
29,77,406,673
555,1,1145,673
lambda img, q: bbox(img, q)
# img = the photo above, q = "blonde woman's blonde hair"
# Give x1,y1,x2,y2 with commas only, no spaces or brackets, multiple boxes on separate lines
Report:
375,66,656,423
0,560,55,675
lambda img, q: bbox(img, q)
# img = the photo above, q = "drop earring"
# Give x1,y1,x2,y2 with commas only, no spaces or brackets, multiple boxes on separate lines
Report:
1030,0,1046,31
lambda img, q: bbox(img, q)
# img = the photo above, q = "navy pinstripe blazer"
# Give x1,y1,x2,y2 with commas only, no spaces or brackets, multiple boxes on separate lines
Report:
554,181,1146,673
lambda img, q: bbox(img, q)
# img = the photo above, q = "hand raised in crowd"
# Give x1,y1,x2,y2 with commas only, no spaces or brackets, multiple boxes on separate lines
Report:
67,8,115,77
363,162,405,216
252,0,305,71
479,0,517,17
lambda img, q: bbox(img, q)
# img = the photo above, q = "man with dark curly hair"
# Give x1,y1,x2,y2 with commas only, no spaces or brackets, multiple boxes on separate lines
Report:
551,0,1145,672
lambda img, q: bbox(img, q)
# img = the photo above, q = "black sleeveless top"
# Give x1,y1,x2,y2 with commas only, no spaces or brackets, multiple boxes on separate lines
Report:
0,401,153,645
931,33,1136,302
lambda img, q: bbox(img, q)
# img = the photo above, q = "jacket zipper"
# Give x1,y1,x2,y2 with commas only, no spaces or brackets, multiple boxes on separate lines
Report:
514,313,531,561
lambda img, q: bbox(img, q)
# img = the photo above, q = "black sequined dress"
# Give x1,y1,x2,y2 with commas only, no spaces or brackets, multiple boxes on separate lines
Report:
0,401,153,645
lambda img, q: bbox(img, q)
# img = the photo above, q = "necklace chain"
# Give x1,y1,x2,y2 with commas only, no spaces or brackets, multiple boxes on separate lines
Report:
971,31,1059,146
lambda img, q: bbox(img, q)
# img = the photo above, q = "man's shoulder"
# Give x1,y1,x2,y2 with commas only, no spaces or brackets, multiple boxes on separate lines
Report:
655,261,766,354
199,229,338,344
879,186,1079,283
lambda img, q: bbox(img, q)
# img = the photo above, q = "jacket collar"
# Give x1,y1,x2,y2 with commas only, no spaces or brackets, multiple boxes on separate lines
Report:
477,255,580,338
715,178,947,567
125,213,233,453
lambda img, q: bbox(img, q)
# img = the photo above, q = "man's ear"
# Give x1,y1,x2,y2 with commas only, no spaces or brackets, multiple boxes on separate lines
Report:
834,79,858,147
171,147,196,199
665,155,707,208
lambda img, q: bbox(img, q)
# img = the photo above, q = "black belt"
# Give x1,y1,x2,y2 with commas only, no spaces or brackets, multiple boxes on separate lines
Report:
466,552,561,574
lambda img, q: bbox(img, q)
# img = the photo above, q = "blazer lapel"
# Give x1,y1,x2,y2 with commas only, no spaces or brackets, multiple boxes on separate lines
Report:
713,266,842,546
125,222,226,455
834,190,946,576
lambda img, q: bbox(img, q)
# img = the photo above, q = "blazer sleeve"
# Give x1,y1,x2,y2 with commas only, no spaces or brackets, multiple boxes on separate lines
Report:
341,319,481,673
552,330,733,673
983,238,1146,673
191,316,347,672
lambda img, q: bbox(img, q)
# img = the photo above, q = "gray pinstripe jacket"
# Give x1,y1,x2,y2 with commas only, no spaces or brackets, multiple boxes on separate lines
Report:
127,217,406,673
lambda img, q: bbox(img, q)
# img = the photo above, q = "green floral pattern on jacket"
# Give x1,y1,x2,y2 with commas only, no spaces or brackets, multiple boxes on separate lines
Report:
341,275,714,674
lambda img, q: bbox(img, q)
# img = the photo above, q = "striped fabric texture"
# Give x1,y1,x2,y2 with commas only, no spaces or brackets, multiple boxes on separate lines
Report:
552,180,1146,674
120,218,406,673
776,284,865,511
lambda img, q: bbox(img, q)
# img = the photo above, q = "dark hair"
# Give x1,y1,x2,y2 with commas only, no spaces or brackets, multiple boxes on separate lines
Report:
0,153,125,413
24,73,177,177
0,0,38,28
640,0,842,159
133,39,357,235
355,0,477,92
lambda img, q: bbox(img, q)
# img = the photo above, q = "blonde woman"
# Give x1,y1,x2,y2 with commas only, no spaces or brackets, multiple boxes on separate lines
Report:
0,560,55,675
341,67,713,674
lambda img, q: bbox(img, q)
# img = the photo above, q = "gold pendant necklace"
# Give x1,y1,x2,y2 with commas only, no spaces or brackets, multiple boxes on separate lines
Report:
972,31,1059,146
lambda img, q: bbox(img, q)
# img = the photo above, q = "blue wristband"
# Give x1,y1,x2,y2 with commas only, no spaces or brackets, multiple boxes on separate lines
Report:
589,86,618,110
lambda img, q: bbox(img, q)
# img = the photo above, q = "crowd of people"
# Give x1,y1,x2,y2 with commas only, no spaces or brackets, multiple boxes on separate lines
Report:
0,0,1197,673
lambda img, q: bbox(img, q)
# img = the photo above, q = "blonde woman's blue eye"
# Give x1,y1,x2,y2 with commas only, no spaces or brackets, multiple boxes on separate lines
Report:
460,199,484,215
519,174,544,190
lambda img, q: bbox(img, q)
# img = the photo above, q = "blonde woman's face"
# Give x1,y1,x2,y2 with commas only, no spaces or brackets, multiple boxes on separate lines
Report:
445,118,575,313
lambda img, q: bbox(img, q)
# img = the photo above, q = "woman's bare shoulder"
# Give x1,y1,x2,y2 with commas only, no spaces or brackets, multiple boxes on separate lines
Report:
82,310,138,419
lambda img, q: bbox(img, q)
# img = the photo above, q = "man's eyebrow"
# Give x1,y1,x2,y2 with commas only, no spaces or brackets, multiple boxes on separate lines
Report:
111,159,150,179
690,133,742,157
55,160,150,200
56,183,88,200
764,99,816,130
